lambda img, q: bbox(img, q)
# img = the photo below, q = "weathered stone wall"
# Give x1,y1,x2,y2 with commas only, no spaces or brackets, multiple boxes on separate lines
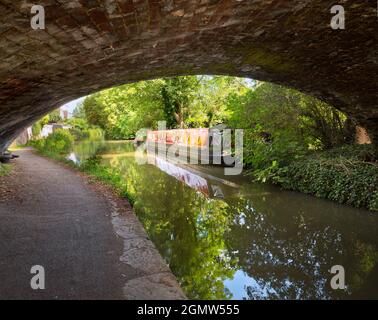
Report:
0,0,377,151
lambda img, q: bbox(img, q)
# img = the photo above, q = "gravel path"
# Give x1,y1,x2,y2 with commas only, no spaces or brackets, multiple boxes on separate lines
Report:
0,149,185,300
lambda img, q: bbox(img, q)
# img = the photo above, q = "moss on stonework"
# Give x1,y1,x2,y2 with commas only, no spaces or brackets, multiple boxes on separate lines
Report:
131,65,203,81
242,48,297,73
225,45,297,74
207,62,238,74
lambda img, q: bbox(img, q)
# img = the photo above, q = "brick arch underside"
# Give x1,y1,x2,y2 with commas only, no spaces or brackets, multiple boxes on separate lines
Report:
0,0,377,152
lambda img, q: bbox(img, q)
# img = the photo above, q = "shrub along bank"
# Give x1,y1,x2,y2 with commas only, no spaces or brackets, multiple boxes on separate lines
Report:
29,129,74,155
265,145,378,212
66,118,104,140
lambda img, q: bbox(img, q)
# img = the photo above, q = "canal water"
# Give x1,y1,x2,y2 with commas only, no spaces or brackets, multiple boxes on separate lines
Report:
68,140,378,300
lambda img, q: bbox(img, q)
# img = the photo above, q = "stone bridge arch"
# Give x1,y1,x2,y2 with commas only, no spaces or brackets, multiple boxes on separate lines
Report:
0,0,377,151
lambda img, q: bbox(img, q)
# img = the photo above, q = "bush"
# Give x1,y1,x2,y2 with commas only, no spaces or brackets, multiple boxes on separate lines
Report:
87,128,104,140
315,144,378,162
244,129,308,182
43,129,74,154
28,139,45,150
276,145,378,211
32,122,42,137
48,109,62,123
67,118,104,140
69,127,86,140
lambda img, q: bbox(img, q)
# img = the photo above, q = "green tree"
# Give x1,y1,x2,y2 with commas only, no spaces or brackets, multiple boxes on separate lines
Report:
187,76,251,128
161,76,200,129
83,80,164,139
225,82,355,180
48,109,62,123
73,102,86,119
31,115,49,138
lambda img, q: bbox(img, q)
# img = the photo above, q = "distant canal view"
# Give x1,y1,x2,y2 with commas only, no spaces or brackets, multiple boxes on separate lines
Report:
68,139,378,300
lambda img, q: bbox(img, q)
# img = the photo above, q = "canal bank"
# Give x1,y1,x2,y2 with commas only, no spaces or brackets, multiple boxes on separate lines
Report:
23,138,378,299
64,140,378,300
0,148,185,299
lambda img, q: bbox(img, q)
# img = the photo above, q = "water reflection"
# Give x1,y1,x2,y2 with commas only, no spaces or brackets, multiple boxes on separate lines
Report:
69,140,378,300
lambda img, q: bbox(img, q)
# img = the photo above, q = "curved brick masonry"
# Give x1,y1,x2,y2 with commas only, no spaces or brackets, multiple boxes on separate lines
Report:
0,0,377,151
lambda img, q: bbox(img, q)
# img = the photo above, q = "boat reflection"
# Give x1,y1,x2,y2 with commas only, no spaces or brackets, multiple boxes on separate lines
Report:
148,155,240,199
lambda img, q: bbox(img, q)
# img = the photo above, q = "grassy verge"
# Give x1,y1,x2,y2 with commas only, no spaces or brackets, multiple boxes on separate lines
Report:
0,163,11,177
78,156,136,205
274,145,378,211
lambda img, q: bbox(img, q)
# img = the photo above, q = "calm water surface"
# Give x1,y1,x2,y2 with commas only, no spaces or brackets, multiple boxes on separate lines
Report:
68,140,378,300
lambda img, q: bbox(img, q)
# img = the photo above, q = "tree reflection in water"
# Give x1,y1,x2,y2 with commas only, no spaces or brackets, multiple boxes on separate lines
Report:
73,141,378,300
226,190,378,299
